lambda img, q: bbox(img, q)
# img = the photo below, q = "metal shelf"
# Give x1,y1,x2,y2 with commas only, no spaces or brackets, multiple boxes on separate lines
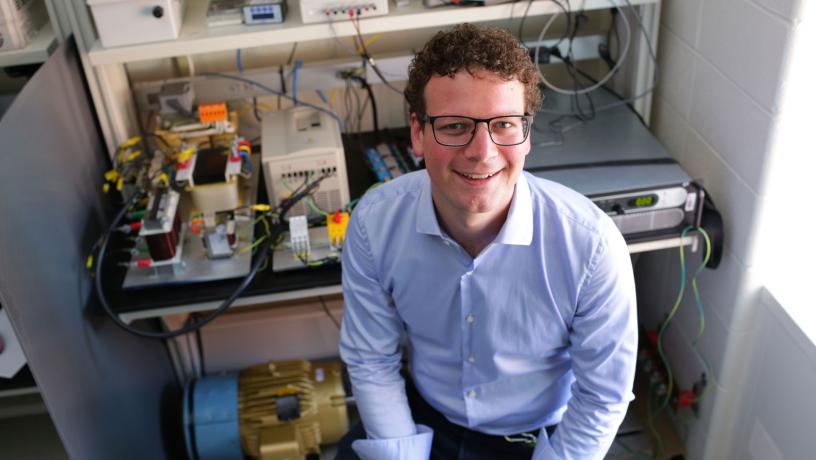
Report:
86,0,657,66
116,232,690,323
0,23,58,68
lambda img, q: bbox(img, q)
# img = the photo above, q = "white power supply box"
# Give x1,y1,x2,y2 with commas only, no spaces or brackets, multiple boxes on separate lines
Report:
86,0,186,48
261,106,350,218
298,0,388,24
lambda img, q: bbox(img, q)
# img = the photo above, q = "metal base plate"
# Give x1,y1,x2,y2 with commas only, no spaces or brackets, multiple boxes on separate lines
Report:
272,226,339,272
123,160,259,288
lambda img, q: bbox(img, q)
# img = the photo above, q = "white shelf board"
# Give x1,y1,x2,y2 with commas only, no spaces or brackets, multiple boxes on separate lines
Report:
87,0,656,66
0,23,57,67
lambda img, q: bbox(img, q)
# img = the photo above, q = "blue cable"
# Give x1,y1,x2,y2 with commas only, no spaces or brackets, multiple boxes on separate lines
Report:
236,49,244,73
315,89,328,104
292,59,303,105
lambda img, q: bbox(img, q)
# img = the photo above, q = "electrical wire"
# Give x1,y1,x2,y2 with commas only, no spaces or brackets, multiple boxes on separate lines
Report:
347,13,403,95
534,0,631,96
201,72,345,131
292,59,303,105
92,174,332,339
320,296,342,330
655,226,712,414
536,0,660,116
351,75,379,136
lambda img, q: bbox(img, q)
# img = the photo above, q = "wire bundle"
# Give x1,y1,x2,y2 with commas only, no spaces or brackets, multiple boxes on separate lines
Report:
92,172,333,339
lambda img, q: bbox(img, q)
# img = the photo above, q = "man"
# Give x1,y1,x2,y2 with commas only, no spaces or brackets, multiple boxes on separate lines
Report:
338,24,637,460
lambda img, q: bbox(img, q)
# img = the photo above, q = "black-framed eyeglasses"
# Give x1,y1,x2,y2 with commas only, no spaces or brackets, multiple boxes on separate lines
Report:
419,114,533,147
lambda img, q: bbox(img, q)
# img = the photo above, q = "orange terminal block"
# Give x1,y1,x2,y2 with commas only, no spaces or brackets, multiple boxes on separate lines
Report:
198,102,228,124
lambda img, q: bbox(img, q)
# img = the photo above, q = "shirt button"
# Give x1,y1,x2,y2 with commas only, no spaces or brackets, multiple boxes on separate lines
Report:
443,240,451,246
467,355,475,363
467,390,477,399
466,314,475,323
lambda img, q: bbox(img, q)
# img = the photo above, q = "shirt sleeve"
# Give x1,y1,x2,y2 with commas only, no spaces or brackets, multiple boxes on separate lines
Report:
339,209,434,460
533,223,638,460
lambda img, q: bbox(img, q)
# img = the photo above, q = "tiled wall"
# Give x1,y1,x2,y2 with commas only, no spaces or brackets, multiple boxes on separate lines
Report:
638,0,803,458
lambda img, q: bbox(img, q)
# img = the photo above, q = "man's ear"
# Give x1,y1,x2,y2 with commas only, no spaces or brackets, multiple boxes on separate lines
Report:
410,112,425,158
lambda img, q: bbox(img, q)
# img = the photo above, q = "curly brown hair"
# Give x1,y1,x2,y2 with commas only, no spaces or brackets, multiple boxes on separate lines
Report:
404,23,542,120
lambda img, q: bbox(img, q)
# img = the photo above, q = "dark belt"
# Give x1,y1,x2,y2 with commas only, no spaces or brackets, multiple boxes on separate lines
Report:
404,374,557,454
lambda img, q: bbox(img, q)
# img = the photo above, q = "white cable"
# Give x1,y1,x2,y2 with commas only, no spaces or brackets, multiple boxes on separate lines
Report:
534,0,631,96
536,0,660,116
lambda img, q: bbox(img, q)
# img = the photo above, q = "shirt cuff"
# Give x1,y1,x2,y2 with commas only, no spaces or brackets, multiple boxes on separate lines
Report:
532,431,559,460
351,424,434,460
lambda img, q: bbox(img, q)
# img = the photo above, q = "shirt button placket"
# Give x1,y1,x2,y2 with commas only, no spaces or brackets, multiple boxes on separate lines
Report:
461,266,476,376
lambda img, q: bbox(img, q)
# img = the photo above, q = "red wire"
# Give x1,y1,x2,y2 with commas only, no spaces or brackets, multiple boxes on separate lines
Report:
349,14,368,56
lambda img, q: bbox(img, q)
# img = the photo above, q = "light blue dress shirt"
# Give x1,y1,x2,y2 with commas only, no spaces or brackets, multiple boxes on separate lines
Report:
340,170,637,460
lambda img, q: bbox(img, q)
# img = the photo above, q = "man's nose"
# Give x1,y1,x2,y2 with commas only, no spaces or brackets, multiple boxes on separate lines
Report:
463,123,497,161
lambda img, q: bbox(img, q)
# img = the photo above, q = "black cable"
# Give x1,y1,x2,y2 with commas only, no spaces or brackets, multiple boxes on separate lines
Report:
517,0,535,41
319,296,341,330
94,192,279,339
351,75,379,137
574,67,646,126
93,175,332,340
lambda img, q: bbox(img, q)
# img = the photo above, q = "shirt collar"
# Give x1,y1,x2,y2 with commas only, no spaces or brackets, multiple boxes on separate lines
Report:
415,171,534,246
416,173,443,236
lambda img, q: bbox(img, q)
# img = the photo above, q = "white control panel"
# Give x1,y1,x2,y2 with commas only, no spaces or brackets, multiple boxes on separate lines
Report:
299,0,389,24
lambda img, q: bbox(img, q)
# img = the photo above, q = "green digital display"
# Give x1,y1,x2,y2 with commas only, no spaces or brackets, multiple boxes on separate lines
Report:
628,194,657,208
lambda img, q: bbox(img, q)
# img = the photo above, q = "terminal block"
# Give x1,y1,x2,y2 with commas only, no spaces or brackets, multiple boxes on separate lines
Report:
198,102,229,124
288,216,310,260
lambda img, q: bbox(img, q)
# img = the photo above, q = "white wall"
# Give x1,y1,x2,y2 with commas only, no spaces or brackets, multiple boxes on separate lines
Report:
726,288,816,460
638,0,805,458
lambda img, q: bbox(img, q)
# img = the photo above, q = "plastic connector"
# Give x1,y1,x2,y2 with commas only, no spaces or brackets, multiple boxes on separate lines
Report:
327,211,350,247
677,390,696,409
198,102,228,124
289,215,311,259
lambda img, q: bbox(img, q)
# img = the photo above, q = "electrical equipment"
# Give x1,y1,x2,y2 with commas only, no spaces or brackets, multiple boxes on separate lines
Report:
261,106,350,219
158,82,194,116
207,0,287,26
207,0,244,26
363,143,410,182
0,0,47,52
86,0,186,48
243,0,286,24
118,134,261,288
326,210,349,247
288,215,311,260
183,360,349,460
526,91,703,242
140,187,182,261
299,0,388,24
423,0,513,7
